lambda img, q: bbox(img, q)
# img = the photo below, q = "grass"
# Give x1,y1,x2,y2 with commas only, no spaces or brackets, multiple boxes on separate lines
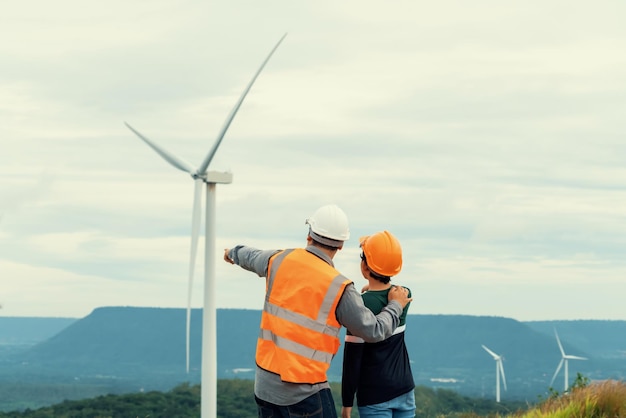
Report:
459,375,626,418
516,379,626,418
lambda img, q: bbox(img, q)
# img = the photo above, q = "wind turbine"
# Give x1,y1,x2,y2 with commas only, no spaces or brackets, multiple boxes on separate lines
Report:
481,344,507,402
124,33,287,418
550,329,587,392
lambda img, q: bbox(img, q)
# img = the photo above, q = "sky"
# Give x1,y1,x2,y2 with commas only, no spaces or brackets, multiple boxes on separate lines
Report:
1,1,625,321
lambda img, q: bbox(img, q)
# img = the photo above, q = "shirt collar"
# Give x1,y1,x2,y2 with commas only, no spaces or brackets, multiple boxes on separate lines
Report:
305,245,334,267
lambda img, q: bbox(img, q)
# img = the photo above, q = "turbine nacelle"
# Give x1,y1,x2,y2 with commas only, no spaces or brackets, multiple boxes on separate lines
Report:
190,170,234,184
201,171,233,184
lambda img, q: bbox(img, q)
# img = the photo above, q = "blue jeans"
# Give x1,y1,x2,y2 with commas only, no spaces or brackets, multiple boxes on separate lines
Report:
255,388,338,417
358,390,416,418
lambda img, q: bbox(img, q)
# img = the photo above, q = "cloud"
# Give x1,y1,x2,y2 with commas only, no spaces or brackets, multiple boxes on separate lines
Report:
2,0,626,320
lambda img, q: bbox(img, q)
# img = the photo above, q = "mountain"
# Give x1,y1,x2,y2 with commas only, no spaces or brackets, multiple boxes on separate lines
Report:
14,307,262,379
0,316,77,362
525,320,626,359
2,307,626,401
0,317,76,346
402,315,626,398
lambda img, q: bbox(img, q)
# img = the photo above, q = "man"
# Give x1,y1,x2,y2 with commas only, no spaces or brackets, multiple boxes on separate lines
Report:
223,204,412,417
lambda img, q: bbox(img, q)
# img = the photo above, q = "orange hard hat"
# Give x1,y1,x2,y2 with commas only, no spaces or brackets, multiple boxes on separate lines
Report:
359,230,403,277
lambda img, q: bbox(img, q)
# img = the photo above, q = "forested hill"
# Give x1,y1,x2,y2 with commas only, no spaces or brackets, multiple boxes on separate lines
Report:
3,307,625,400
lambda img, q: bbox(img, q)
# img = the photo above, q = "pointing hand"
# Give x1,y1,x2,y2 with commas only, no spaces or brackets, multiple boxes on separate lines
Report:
223,248,234,264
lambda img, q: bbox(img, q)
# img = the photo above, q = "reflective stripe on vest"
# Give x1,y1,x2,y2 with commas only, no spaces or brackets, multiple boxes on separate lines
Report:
256,248,351,384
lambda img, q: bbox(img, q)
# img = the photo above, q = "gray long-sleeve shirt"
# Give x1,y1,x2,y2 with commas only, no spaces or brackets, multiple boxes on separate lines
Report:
228,244,404,406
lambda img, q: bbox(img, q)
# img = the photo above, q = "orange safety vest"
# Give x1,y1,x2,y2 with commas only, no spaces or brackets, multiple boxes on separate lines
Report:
255,248,352,384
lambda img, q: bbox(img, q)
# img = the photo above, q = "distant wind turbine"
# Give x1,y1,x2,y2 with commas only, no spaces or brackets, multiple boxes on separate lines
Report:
124,33,287,418
481,344,507,402
550,330,587,392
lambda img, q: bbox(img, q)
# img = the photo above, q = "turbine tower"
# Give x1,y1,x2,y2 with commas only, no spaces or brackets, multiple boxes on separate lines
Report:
550,329,587,392
481,344,507,402
124,33,286,418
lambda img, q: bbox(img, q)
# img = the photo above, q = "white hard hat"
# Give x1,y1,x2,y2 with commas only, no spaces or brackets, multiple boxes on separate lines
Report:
305,204,350,246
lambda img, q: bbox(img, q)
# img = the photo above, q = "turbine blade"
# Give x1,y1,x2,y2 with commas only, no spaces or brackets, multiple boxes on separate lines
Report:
555,330,566,357
482,344,500,359
499,361,507,391
196,33,288,176
550,359,564,387
186,179,203,373
566,355,588,361
125,122,196,174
